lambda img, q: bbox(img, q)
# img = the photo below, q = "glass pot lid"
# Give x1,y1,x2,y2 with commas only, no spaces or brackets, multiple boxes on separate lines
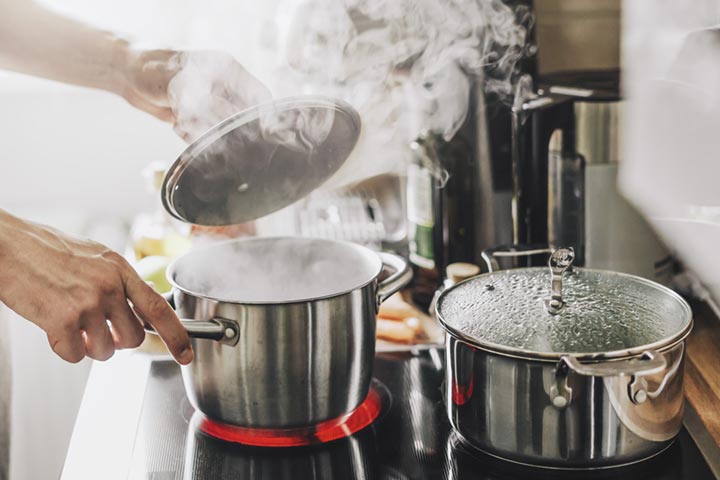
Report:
162,96,361,226
436,248,693,360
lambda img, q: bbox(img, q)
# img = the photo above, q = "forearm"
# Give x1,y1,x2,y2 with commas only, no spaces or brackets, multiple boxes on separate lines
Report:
0,0,131,96
0,209,24,291
0,209,9,264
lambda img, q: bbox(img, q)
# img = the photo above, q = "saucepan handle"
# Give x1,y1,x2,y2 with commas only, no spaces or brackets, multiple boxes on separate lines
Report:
560,351,667,378
143,292,239,345
376,253,413,306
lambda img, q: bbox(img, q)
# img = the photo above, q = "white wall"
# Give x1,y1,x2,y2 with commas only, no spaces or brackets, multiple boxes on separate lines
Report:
0,73,186,480
0,74,185,220
621,0,720,300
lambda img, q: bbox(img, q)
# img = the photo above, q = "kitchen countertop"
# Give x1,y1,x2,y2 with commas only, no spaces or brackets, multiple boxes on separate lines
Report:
684,301,720,474
62,303,720,479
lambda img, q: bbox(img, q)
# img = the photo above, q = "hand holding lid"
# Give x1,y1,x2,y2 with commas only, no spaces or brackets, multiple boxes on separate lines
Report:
544,247,575,315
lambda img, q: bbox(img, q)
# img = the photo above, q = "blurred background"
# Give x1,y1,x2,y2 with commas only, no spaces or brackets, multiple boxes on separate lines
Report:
1,0,662,478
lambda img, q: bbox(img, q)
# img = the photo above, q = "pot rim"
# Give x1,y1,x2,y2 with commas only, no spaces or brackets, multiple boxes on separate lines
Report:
436,267,694,362
166,236,383,305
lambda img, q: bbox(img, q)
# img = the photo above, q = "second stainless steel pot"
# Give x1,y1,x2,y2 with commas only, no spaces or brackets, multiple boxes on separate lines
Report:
157,236,411,429
436,248,693,468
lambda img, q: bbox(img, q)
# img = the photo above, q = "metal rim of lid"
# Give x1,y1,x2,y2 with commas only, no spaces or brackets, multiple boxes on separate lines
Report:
435,267,694,362
161,95,361,226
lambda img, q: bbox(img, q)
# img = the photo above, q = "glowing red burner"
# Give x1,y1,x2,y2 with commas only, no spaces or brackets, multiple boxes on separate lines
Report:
198,387,383,447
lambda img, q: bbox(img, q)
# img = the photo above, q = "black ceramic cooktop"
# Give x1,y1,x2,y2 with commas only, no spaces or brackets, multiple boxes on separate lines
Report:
127,350,715,479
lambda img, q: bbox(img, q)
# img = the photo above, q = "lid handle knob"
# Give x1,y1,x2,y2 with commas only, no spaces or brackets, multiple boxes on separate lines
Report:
544,247,575,315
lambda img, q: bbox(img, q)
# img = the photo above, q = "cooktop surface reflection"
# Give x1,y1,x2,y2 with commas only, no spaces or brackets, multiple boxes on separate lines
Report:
128,350,715,479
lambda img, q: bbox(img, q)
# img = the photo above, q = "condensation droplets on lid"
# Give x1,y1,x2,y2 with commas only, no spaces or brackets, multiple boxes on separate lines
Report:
436,268,692,360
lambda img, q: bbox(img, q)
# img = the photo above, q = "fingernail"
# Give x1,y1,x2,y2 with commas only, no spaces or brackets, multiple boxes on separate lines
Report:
179,345,194,365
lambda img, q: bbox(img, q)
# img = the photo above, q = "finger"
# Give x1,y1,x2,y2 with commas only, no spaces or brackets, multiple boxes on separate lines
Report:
207,92,245,120
172,122,195,143
173,115,215,142
226,67,271,105
149,107,175,123
122,271,193,365
47,331,86,364
125,95,176,123
107,298,146,349
82,314,116,361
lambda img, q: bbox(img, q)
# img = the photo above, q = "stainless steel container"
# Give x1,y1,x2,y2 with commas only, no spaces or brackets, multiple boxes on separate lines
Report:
148,96,415,428
512,70,672,283
436,248,692,469
161,236,411,428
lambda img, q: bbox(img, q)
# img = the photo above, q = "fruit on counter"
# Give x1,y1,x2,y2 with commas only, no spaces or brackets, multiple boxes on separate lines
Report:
131,162,193,260
132,223,192,260
134,255,172,293
133,255,174,356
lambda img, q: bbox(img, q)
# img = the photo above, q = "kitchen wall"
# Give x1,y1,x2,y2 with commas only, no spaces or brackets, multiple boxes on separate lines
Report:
0,73,185,480
621,0,720,305
0,73,185,220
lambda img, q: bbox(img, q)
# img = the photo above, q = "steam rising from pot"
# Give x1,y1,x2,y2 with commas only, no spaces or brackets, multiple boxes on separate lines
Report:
167,0,534,189
275,0,535,185
157,1,535,297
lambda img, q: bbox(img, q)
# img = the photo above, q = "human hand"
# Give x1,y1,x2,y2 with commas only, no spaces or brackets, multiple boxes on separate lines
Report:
122,49,270,141
0,210,193,364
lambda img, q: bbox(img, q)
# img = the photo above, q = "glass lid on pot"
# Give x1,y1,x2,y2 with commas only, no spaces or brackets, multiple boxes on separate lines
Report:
162,96,361,226
436,248,693,360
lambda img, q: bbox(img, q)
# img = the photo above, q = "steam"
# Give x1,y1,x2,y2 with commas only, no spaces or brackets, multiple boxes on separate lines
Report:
167,0,534,195
173,237,382,302
167,50,272,141
257,102,335,153
275,0,534,186
277,0,533,138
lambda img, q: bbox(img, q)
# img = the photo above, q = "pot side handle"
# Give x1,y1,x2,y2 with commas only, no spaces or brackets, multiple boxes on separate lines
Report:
551,351,668,408
561,351,667,378
376,253,413,306
142,292,239,345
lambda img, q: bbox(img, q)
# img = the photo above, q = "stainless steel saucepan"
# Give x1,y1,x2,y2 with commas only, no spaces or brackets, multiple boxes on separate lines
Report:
146,96,414,428
154,236,411,429
436,247,692,469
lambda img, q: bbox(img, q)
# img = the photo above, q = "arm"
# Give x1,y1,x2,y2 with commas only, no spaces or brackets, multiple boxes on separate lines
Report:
0,208,193,364
0,1,134,95
0,0,269,139
0,3,267,364
0,0,179,121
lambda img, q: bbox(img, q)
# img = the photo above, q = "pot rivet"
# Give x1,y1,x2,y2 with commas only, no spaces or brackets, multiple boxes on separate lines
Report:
634,390,648,404
225,328,237,339
552,396,568,409
484,284,495,291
